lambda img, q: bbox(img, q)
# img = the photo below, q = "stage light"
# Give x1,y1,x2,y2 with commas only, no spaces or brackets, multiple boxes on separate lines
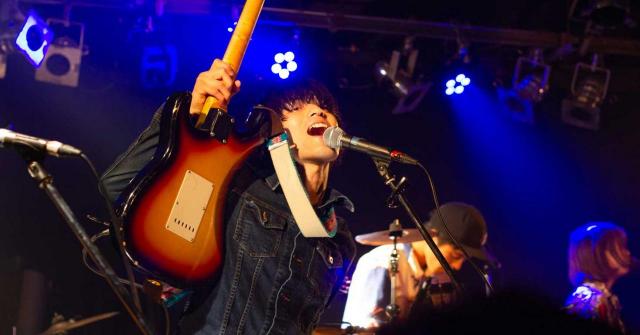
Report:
444,73,470,96
139,45,177,89
274,52,285,63
374,38,430,114
569,0,630,29
227,21,237,33
271,63,282,74
34,19,85,87
561,54,610,130
14,11,53,67
498,49,550,123
284,51,294,62
286,61,297,72
589,0,630,27
375,61,411,96
272,51,296,79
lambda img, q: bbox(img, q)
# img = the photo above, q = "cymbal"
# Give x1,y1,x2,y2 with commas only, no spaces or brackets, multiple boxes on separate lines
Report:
355,228,423,246
40,311,119,335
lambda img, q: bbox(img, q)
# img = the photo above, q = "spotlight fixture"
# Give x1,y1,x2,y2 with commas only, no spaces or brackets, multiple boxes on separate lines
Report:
14,11,53,67
375,37,430,114
561,54,610,130
498,49,550,124
0,6,52,69
570,0,631,28
590,0,630,27
34,19,85,87
140,44,177,89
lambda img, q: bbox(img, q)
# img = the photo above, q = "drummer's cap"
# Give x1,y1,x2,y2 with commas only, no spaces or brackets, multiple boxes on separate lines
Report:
425,202,490,262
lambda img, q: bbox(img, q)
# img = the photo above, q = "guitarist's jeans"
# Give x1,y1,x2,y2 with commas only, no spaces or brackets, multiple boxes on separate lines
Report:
101,104,357,335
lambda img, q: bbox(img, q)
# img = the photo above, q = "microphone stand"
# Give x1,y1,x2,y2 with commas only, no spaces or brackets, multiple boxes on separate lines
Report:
371,157,463,295
385,219,401,321
18,149,153,335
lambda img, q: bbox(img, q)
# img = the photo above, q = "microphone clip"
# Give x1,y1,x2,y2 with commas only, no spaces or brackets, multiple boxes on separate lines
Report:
386,176,407,209
372,158,408,209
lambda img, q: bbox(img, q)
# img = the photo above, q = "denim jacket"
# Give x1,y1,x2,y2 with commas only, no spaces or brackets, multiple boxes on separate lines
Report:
101,100,356,335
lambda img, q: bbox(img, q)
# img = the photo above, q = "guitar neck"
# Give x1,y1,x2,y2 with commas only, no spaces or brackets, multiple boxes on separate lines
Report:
223,0,264,76
197,0,264,127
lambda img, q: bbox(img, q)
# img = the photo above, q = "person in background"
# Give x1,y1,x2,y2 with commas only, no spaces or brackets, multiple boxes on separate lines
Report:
342,202,496,330
564,222,636,333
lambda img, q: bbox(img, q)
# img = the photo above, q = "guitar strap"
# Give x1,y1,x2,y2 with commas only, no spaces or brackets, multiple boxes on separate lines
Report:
267,132,337,238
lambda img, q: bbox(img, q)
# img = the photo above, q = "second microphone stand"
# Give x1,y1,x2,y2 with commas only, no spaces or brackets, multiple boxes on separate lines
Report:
19,149,153,335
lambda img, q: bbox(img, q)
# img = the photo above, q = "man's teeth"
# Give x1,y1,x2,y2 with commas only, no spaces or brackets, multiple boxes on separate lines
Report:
308,123,328,135
309,123,327,130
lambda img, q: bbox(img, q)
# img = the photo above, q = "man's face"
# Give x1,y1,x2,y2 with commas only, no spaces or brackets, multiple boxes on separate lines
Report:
280,102,340,165
412,239,465,272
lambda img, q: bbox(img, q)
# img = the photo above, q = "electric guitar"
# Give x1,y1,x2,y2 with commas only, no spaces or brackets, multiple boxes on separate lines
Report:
116,0,269,287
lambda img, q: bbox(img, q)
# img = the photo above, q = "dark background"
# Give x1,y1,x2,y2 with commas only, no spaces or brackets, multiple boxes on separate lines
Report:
1,0,639,333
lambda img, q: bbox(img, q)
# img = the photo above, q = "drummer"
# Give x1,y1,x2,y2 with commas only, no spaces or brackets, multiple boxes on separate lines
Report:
342,202,496,329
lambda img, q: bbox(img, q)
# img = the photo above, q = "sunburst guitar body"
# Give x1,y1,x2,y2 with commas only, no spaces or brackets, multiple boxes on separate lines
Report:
117,0,266,286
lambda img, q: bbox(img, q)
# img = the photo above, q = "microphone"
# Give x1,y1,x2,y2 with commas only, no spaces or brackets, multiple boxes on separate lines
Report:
323,126,418,165
0,128,82,157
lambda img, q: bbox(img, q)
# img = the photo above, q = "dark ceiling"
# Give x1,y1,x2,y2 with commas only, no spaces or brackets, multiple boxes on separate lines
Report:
253,0,639,35
23,0,638,35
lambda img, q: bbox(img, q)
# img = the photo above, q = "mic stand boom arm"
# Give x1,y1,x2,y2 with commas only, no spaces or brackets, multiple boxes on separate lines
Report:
371,157,463,295
18,149,153,335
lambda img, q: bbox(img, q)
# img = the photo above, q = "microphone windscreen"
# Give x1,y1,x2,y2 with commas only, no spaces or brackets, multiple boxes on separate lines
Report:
0,128,12,146
322,126,343,149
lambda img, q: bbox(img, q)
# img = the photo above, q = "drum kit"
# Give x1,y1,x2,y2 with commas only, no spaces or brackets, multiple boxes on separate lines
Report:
314,219,426,335
27,220,425,335
354,222,422,246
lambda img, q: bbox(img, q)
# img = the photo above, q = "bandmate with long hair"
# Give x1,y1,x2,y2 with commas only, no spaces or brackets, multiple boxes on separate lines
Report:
564,222,635,333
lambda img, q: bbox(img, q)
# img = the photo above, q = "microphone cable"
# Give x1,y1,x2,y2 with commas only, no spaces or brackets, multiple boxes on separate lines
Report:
80,153,144,311
79,153,160,334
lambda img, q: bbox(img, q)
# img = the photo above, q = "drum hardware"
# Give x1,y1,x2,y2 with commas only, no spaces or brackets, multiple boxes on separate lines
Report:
39,311,119,335
385,219,402,321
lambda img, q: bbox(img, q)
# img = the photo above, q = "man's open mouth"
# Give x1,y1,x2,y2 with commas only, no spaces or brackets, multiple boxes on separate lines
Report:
307,122,328,136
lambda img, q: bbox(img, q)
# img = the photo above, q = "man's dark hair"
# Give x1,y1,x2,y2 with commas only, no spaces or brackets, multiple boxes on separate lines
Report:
262,79,342,125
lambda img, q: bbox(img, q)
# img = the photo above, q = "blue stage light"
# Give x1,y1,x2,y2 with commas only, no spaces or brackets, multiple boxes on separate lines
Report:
227,21,238,33
278,69,290,79
15,12,53,67
445,73,470,95
284,51,295,62
272,51,297,79
271,63,282,74
274,52,285,63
